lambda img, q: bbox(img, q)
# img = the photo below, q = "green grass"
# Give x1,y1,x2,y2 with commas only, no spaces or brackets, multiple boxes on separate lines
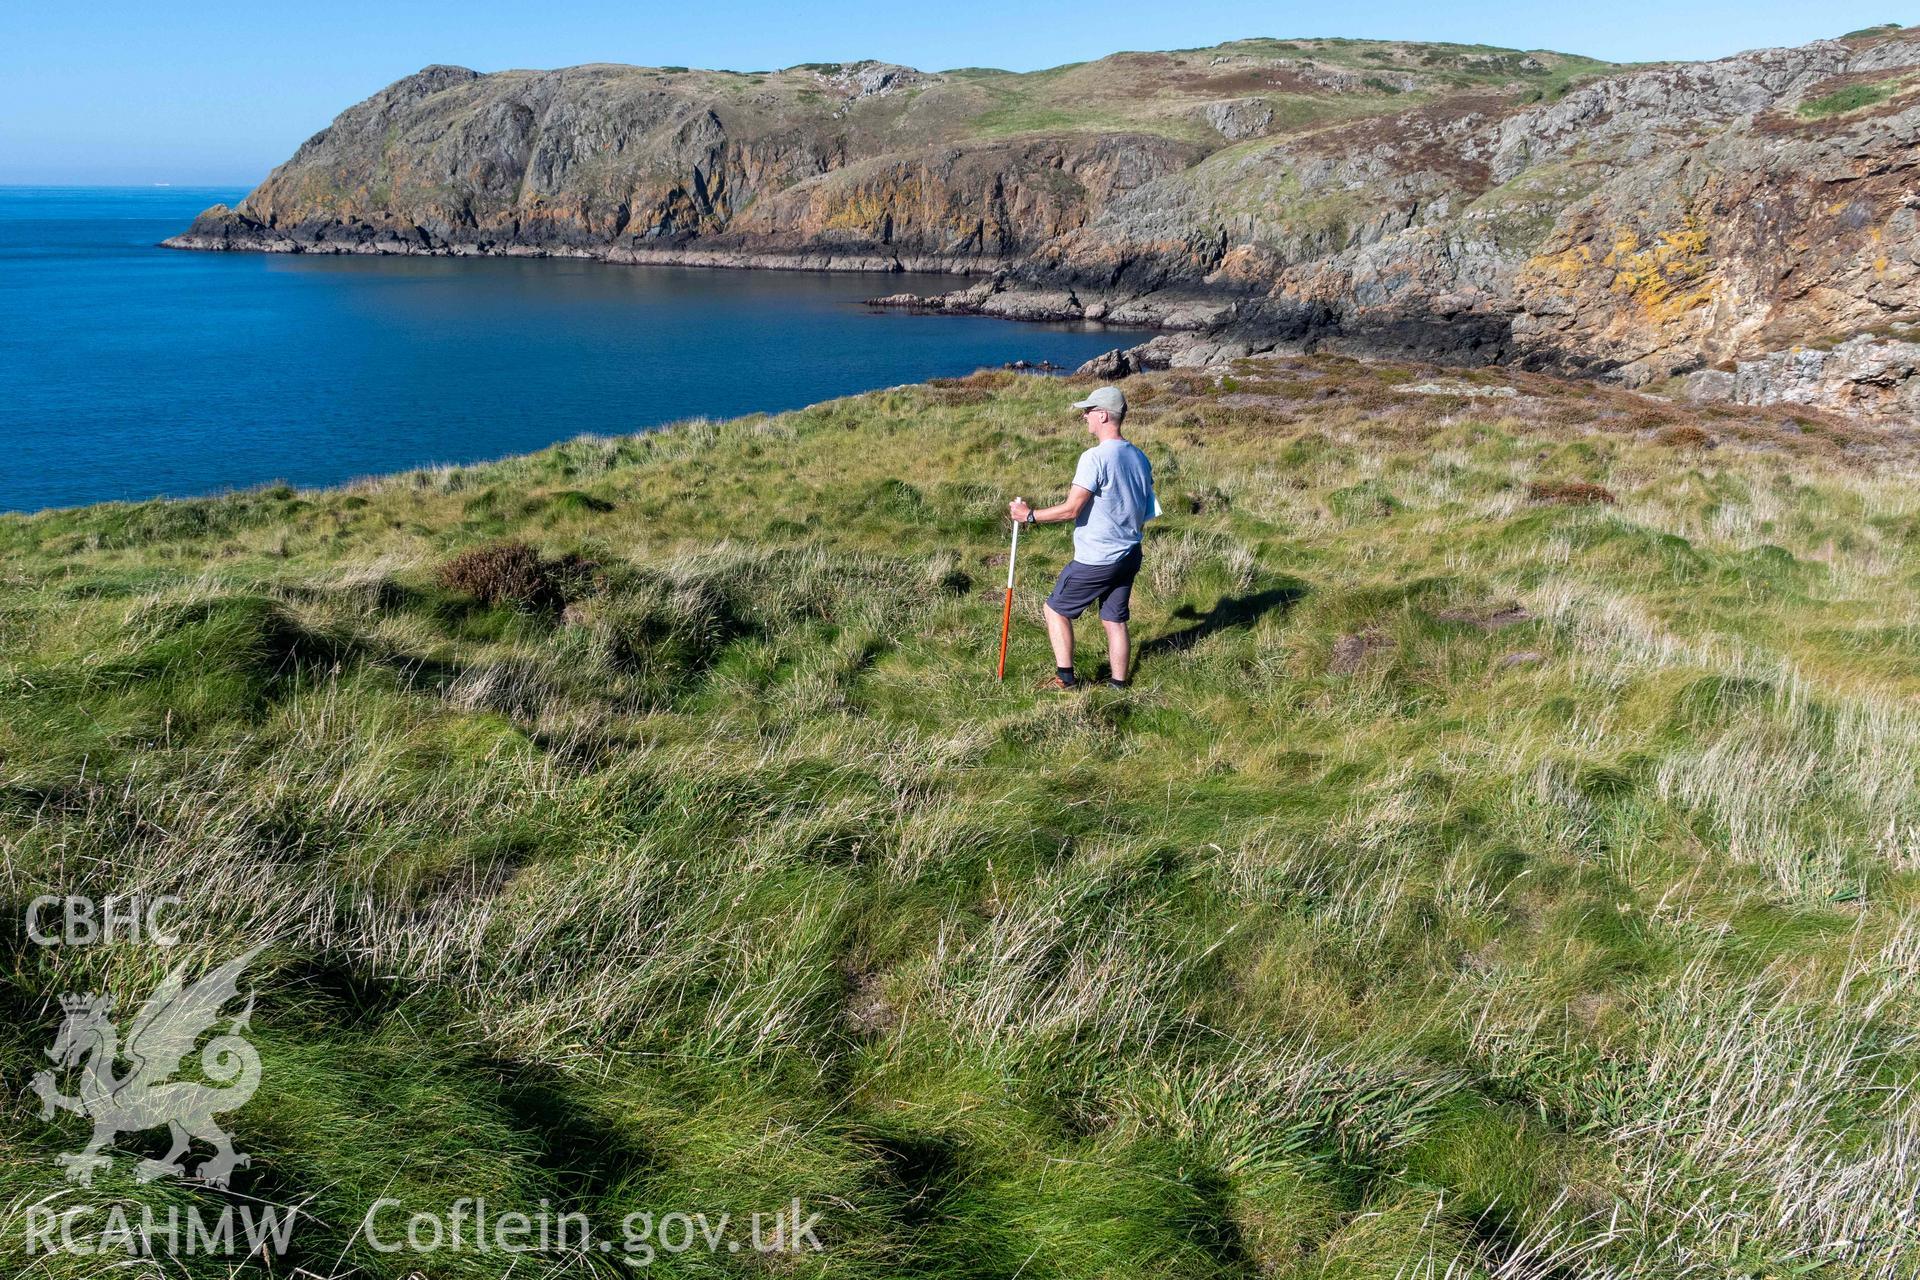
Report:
937,38,1621,144
3,359,1920,1276
1798,78,1902,117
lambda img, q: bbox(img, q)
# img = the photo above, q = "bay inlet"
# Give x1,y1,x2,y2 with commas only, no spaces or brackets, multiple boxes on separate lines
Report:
0,187,1146,513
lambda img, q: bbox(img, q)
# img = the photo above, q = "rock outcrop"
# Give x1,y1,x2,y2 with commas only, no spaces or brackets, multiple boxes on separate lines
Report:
1721,333,1920,415
168,30,1920,416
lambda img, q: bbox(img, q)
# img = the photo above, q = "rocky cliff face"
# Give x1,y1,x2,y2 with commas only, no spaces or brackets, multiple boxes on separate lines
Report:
168,58,1212,270
169,29,1920,415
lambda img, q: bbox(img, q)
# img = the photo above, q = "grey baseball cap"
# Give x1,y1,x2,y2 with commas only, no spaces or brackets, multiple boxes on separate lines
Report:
1071,385,1127,417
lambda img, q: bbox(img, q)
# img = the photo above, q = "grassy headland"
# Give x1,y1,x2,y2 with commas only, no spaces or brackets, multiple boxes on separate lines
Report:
4,358,1920,1277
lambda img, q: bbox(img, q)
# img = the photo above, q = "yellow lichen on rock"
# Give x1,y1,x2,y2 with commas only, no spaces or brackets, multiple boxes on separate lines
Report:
1605,214,1715,320
1520,241,1594,288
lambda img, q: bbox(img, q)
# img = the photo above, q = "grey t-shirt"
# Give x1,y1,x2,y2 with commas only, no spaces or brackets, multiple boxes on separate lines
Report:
1070,438,1159,565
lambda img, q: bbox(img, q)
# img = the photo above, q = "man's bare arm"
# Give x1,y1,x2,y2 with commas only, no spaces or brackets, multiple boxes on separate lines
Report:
1009,486,1092,525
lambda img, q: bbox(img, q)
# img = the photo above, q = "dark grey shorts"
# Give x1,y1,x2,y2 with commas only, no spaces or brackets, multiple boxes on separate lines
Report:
1046,545,1143,622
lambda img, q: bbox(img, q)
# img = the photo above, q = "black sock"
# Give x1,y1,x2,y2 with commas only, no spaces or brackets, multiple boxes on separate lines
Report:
1108,676,1129,688
1056,666,1077,686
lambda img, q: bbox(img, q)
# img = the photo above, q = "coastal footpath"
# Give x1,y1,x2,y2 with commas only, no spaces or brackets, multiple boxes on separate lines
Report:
167,30,1920,415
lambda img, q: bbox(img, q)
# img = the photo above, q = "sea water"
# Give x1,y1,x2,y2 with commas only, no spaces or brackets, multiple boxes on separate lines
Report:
0,187,1143,512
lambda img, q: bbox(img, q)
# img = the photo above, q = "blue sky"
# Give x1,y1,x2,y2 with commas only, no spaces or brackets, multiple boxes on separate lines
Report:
0,1,1908,184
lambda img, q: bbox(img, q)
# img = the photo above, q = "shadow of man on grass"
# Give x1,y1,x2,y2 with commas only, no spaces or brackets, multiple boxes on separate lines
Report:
1141,581,1307,660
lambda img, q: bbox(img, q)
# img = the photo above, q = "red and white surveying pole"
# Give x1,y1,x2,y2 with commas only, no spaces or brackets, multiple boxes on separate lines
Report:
997,501,1022,681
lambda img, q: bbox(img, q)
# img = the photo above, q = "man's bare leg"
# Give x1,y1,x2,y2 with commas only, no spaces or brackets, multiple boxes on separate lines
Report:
1102,619,1130,683
1044,603,1075,672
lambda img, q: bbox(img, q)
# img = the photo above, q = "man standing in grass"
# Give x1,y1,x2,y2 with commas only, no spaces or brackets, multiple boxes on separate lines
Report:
1009,385,1159,690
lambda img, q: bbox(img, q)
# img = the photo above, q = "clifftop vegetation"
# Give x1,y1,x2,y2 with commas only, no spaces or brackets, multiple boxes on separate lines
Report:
6,358,1920,1276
